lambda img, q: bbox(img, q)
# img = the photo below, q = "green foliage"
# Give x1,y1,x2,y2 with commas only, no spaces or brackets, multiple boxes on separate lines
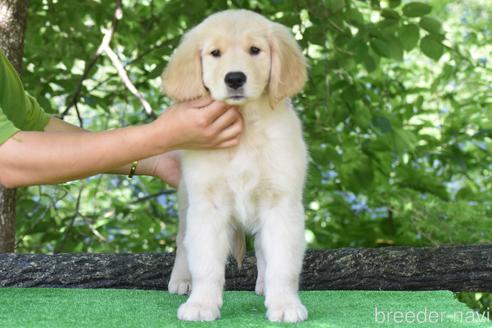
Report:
12,0,492,316
15,0,491,262
398,23,420,50
458,293,492,319
420,34,444,60
402,2,432,17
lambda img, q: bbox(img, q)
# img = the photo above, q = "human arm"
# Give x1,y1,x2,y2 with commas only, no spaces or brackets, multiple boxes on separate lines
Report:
44,116,182,186
0,98,242,188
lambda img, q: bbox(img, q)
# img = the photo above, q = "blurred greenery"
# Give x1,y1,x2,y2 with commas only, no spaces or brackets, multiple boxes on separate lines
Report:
14,0,491,316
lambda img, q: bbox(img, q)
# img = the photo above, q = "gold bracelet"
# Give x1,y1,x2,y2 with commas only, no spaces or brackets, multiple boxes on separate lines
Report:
128,161,139,178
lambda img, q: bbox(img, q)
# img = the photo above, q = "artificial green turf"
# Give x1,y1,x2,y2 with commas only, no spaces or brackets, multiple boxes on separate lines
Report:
0,288,489,327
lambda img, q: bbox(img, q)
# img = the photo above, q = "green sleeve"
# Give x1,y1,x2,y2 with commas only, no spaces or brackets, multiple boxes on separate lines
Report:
0,105,20,144
0,50,51,144
22,92,51,131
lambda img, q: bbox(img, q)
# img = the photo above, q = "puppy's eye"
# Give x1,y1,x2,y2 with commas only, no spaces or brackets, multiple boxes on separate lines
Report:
250,46,261,55
210,49,221,57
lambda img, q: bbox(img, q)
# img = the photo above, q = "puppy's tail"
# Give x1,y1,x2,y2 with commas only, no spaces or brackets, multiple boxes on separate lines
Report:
232,229,246,268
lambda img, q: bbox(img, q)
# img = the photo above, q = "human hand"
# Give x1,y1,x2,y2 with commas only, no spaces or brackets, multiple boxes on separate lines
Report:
150,150,181,188
152,97,243,151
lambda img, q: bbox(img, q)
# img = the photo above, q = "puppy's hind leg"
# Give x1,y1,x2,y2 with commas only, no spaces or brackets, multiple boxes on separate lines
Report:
168,185,192,295
254,232,266,296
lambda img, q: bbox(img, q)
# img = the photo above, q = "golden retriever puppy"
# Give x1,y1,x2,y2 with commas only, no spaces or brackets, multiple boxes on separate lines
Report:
161,9,308,322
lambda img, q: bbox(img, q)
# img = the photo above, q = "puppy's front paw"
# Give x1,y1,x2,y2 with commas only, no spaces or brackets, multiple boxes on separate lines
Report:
267,300,308,323
178,301,220,321
168,278,191,295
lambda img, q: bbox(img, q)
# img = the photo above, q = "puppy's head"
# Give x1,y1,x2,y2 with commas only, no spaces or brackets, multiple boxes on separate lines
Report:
161,10,307,107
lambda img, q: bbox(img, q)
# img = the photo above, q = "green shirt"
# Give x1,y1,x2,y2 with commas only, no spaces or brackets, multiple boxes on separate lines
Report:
0,50,50,145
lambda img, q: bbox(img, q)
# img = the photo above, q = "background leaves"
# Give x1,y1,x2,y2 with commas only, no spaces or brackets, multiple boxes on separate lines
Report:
18,0,492,252
402,2,432,17
12,0,492,315
15,0,491,287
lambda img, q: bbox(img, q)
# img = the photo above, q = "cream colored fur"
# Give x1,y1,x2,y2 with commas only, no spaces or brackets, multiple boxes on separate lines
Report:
161,9,309,323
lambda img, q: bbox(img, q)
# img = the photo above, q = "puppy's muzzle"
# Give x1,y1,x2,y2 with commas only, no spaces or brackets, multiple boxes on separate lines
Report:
225,71,247,89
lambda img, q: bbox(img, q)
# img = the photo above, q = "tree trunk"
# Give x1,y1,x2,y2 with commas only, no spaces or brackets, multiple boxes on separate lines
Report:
2,245,492,291
0,0,28,252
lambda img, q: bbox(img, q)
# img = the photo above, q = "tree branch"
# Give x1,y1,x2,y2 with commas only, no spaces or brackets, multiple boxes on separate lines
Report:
61,0,156,121
104,45,156,118
60,0,122,121
129,190,176,204
55,183,84,252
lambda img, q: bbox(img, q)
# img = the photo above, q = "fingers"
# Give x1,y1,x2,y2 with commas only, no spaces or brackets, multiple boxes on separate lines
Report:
215,139,240,148
171,98,243,150
186,96,214,109
213,117,243,148
211,106,241,131
201,101,234,123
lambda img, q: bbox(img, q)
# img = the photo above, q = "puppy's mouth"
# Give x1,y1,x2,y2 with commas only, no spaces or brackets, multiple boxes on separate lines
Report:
225,94,247,105
226,97,246,106
206,86,249,105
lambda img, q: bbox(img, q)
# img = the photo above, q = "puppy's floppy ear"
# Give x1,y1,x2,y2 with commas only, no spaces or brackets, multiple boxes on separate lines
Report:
268,23,308,106
161,28,207,102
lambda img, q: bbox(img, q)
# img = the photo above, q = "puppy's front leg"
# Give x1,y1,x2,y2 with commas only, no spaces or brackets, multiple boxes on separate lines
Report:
168,185,192,295
260,199,308,323
168,210,191,295
177,201,230,321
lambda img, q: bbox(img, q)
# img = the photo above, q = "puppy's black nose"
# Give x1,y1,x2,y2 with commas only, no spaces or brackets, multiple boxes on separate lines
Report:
224,71,247,89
